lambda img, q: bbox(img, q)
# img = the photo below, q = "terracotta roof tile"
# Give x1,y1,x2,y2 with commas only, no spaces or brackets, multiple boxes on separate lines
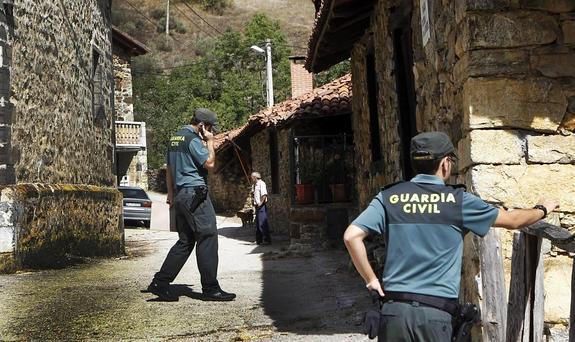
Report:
215,74,351,151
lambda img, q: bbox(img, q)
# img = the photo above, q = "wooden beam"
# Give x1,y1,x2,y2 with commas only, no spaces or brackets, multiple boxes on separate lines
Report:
521,221,575,253
328,14,371,32
332,0,375,18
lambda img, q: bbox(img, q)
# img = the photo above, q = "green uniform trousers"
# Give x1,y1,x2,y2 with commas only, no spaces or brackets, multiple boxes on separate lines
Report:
378,300,452,342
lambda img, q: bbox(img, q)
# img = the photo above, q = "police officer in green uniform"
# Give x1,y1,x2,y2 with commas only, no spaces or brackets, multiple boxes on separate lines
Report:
344,131,558,341
147,108,236,302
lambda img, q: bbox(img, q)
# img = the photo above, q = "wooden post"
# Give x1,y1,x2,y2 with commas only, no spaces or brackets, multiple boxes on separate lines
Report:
532,236,545,342
570,258,575,341
479,229,507,341
507,231,527,342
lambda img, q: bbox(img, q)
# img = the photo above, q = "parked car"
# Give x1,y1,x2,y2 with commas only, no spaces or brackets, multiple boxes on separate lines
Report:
118,186,152,228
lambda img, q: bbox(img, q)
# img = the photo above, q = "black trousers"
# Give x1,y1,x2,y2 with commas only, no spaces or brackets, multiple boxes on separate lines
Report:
154,188,220,293
255,204,271,243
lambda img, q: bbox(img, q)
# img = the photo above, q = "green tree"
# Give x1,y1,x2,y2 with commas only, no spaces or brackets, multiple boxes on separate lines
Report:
314,59,351,87
133,13,292,169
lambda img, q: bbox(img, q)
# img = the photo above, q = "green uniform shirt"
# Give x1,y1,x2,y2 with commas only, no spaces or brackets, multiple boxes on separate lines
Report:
167,125,209,190
352,174,499,299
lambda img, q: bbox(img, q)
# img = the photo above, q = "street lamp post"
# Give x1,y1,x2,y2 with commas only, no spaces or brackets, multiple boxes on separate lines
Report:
250,39,274,108
264,39,274,108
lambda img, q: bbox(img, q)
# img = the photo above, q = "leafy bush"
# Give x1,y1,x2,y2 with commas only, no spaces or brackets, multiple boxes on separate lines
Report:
314,59,351,87
150,8,166,20
193,0,231,15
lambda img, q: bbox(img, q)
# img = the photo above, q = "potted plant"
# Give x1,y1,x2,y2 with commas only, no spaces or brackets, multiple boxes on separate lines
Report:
326,154,346,202
295,158,322,204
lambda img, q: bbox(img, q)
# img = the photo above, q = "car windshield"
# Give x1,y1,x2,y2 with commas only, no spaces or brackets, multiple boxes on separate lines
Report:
119,188,149,199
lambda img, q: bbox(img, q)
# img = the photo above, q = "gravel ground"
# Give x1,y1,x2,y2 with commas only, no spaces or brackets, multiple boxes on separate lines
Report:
0,215,371,341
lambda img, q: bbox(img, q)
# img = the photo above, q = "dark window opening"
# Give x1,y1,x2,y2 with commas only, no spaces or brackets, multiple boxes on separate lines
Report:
391,5,417,180
366,43,382,164
269,129,279,194
92,47,106,125
291,115,354,205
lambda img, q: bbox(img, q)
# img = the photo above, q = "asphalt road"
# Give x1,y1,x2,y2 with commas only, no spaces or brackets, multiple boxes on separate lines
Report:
0,192,370,341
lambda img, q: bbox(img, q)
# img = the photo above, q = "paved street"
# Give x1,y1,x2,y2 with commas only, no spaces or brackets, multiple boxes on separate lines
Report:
0,193,370,341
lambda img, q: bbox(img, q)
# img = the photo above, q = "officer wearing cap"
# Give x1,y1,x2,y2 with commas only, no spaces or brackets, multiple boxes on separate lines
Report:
146,108,236,302
344,131,558,341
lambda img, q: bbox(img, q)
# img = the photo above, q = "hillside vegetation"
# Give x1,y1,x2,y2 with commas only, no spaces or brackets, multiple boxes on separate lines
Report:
112,0,349,169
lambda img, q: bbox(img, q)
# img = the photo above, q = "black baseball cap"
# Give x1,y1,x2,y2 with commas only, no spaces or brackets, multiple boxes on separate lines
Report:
410,131,457,161
194,108,219,133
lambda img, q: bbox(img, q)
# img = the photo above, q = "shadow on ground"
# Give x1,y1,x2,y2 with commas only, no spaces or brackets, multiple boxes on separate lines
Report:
218,224,370,337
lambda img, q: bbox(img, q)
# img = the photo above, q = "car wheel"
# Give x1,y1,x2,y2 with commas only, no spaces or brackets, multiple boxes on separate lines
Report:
144,221,151,229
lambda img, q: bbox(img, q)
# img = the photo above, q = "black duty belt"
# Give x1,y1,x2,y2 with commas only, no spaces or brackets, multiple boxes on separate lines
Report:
384,291,458,316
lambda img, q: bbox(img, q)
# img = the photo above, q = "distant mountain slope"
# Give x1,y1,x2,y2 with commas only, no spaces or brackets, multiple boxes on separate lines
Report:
112,0,315,69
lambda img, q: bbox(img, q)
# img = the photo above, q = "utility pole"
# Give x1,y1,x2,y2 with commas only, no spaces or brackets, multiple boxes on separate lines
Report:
265,39,274,108
165,0,170,39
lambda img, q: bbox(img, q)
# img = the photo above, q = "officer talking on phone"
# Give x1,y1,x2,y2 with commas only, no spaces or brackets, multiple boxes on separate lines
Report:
146,108,236,302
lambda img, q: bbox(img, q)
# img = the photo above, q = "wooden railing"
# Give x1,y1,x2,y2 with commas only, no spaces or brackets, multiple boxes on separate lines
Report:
480,220,574,342
115,121,146,148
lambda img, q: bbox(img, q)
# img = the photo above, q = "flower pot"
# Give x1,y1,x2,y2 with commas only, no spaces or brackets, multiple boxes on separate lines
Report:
329,183,346,202
295,184,315,204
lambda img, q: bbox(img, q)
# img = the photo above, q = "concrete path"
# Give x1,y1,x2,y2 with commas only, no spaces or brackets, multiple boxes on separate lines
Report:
0,193,371,341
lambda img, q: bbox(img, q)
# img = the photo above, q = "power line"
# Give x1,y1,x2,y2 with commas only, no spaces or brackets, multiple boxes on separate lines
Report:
131,59,205,76
172,3,216,38
180,1,223,35
123,0,183,44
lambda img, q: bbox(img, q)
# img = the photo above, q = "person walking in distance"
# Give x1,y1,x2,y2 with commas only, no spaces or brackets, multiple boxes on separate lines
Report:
146,108,236,302
344,131,559,341
251,172,271,245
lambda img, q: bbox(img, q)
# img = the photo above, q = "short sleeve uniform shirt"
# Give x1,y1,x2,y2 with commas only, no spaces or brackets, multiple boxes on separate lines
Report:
352,174,499,299
166,126,209,189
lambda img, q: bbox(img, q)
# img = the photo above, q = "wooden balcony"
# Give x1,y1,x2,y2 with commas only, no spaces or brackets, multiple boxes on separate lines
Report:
115,121,146,151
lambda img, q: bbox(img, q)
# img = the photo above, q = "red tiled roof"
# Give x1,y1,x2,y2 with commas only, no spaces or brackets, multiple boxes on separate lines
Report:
249,73,351,126
214,73,351,151
213,123,249,151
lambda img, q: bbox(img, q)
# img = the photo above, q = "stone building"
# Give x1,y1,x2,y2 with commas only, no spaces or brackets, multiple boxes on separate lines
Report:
213,61,355,244
0,1,123,272
306,0,575,338
112,26,150,190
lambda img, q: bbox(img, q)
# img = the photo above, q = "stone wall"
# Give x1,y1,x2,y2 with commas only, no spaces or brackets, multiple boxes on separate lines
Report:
250,128,291,235
0,184,123,273
113,53,134,122
455,1,575,336
209,145,251,214
349,0,575,337
9,1,115,186
114,48,149,190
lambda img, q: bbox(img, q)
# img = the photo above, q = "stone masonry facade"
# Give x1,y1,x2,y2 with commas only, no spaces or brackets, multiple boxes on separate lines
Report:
114,49,148,189
250,128,291,236
0,1,122,272
9,1,116,185
349,0,575,336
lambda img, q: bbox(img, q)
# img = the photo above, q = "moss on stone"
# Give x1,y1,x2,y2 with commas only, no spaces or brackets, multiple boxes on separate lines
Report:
3,184,124,271
0,253,16,273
